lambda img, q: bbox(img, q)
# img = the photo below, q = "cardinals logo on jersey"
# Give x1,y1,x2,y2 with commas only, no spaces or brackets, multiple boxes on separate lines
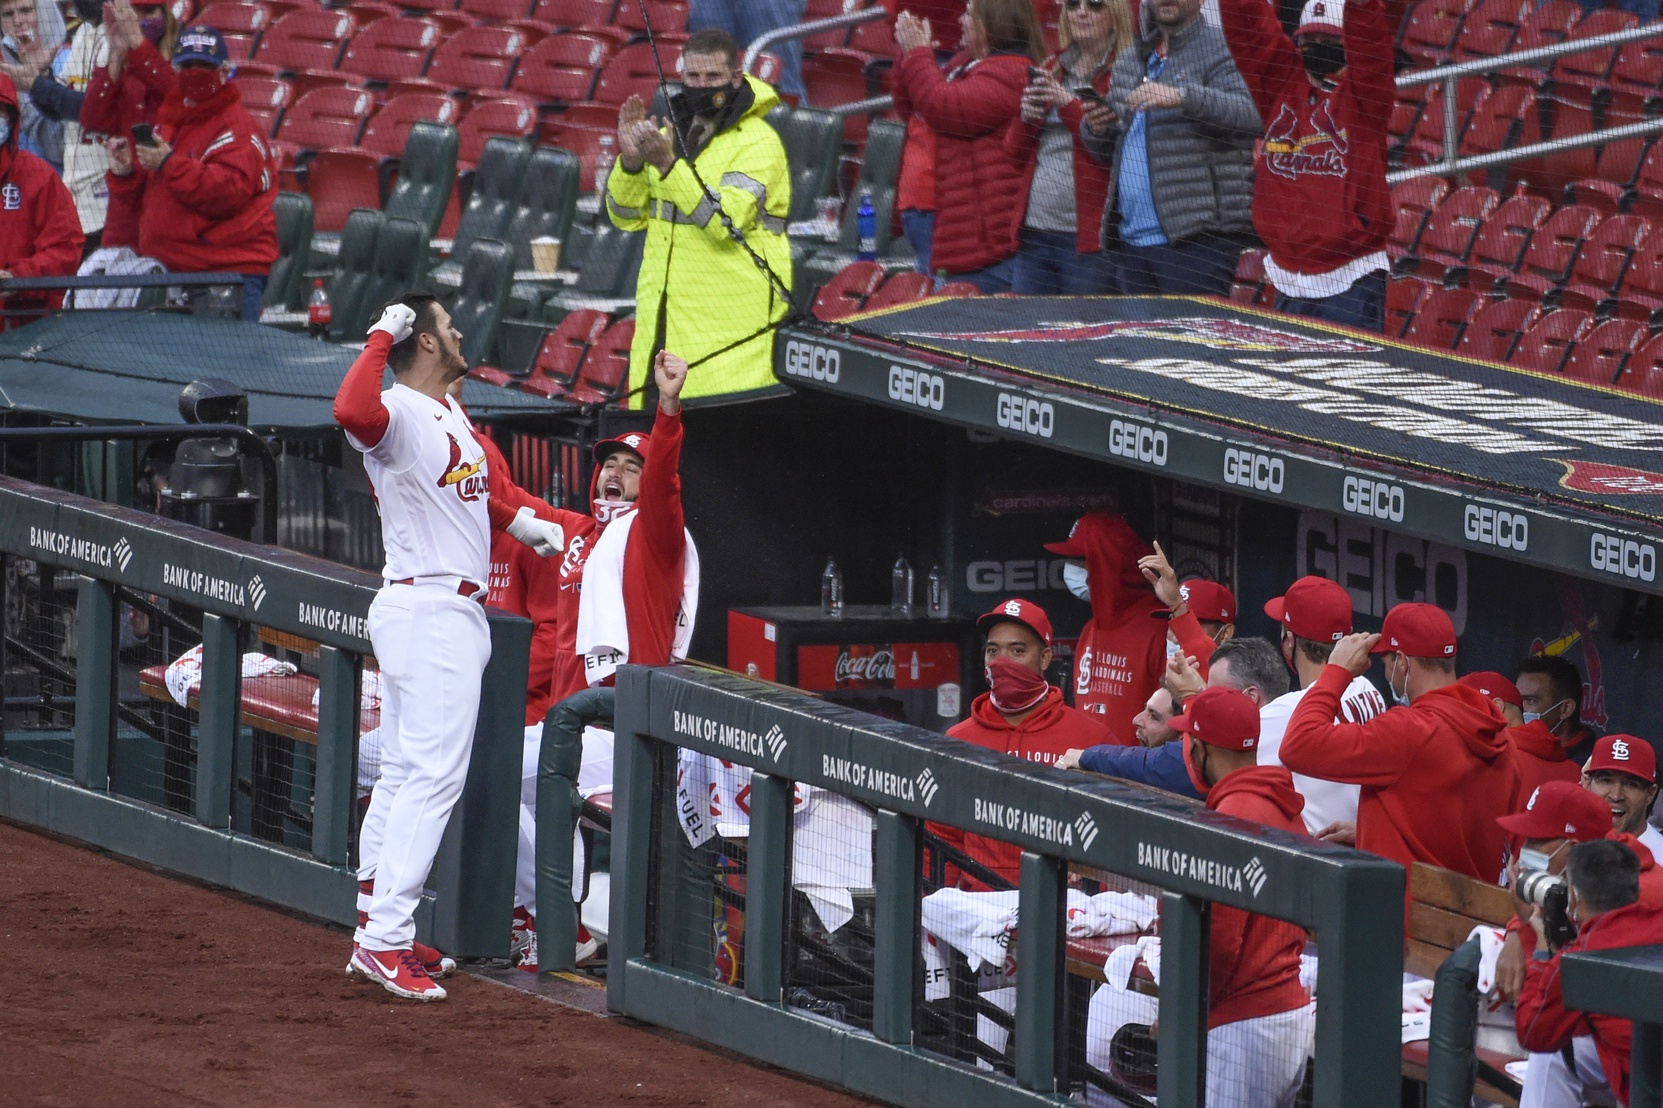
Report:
436,433,487,502
559,533,590,582
1262,101,1349,180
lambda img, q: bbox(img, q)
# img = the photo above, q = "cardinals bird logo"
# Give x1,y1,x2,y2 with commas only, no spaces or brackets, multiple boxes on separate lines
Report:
1262,101,1349,180
437,434,486,501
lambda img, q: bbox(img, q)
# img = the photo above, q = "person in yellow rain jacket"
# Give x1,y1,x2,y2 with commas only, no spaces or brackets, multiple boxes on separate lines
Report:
605,28,792,408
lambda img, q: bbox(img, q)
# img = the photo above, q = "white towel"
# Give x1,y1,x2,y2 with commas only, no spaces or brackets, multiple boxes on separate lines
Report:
72,246,164,309
1103,934,1164,990
574,508,700,686
163,646,296,706
1066,890,1159,938
310,667,384,711
1469,924,1509,996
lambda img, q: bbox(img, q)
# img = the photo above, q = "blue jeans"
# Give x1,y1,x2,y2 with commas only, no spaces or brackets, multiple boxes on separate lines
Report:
957,255,1017,294
1273,270,1387,333
1010,229,1117,295
241,274,267,321
901,208,934,276
1112,233,1242,298
690,0,807,99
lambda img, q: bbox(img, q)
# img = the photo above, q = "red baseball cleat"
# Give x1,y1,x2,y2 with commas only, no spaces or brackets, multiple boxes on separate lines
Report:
349,944,447,1002
411,940,456,979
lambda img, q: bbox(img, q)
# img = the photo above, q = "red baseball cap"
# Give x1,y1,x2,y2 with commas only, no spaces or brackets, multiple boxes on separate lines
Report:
1496,780,1613,842
977,598,1053,647
1264,576,1352,643
1587,734,1658,784
1168,686,1261,751
1370,602,1457,658
1459,671,1523,708
1296,0,1344,36
593,430,651,464
1179,579,1236,623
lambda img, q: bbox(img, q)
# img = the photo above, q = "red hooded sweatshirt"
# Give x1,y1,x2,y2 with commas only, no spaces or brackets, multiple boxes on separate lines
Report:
1516,898,1663,1107
1505,721,1583,800
1203,765,1313,1028
82,38,173,249
1062,514,1168,741
1280,666,1520,882
0,76,83,324
932,687,1111,888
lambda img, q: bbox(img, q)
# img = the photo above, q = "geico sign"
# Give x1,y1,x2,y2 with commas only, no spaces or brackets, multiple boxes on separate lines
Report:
1463,504,1528,551
1224,448,1284,494
1342,476,1405,522
888,366,944,410
1590,533,1657,582
782,341,839,383
996,393,1054,439
1108,419,1168,466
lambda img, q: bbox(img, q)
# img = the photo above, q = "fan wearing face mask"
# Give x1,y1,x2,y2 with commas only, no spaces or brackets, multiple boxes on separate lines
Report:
929,598,1112,889
80,0,177,252
0,71,83,321
1218,0,1393,331
21,0,102,245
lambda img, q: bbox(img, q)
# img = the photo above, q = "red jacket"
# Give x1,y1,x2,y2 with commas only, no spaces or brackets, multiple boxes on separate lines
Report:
106,79,278,274
1067,513,1168,740
1218,0,1392,277
891,48,1030,275
1281,666,1520,882
1204,765,1313,1028
0,77,84,324
1516,899,1663,1107
933,687,1112,888
1002,50,1116,254
82,38,174,249
1506,721,1583,800
620,408,688,668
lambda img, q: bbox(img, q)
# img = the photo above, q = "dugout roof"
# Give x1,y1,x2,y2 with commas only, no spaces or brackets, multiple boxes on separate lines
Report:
0,312,561,428
775,295,1663,596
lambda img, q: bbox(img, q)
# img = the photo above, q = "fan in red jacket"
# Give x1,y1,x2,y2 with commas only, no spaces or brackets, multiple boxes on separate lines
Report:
1045,512,1168,742
105,26,277,320
0,73,83,325
1516,839,1663,1108
81,0,175,251
1174,686,1316,1107
1218,0,1393,331
1280,602,1520,884
891,0,1041,290
932,598,1112,889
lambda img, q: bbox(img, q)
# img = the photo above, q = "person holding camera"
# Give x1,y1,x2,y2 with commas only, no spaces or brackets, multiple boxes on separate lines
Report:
1516,839,1663,1108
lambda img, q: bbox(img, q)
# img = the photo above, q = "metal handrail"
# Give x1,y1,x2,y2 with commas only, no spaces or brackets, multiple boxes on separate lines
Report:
742,6,889,75
1397,21,1663,88
1388,114,1663,183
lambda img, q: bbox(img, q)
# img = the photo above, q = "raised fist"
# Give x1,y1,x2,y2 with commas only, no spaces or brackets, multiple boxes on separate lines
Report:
368,303,417,343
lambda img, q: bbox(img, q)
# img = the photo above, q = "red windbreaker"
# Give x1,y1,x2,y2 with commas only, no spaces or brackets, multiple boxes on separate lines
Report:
1506,721,1583,799
106,78,278,274
1281,666,1520,882
1066,514,1168,740
1218,0,1393,277
1516,899,1663,1107
890,48,1030,274
933,687,1111,888
81,38,173,249
1203,765,1313,1028
0,77,83,323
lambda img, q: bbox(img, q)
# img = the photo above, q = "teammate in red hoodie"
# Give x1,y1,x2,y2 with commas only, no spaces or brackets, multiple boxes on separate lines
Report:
1218,0,1393,331
0,72,81,325
1173,686,1315,1108
1484,665,1583,803
1044,512,1167,741
1516,839,1663,1108
1280,602,1520,883
933,598,1111,888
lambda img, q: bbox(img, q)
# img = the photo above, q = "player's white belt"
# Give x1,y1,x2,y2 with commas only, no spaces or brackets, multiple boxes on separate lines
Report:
385,575,485,601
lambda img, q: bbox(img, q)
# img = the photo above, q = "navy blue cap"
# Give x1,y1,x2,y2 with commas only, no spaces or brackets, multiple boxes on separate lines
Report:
173,26,229,66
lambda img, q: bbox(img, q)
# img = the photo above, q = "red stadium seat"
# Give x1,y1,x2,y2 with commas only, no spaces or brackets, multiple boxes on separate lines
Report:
1615,228,1663,321
1410,185,1498,278
865,271,936,311
459,0,535,20
272,86,375,167
1400,0,1471,66
339,17,440,84
568,319,634,404
521,309,612,397
1557,213,1649,312
1630,142,1663,221
848,15,899,57
746,50,784,87
1496,0,1577,85
1566,138,1652,213
1512,309,1593,373
1501,203,1601,299
304,96,458,232
1562,319,1644,385
1387,97,1423,149
343,1,400,26
812,261,885,321
532,0,618,24
802,48,879,141
237,75,293,137
593,42,682,105
1616,333,1663,396
426,11,483,37
512,32,612,103
458,97,537,167
1385,277,1435,338
285,69,363,100
803,0,859,49
1607,37,1663,124
198,1,273,59
1458,298,1537,362
935,281,980,297
1230,247,1267,306
428,27,531,93
1453,0,1530,59
538,118,614,190
1457,193,1548,288
1402,287,1480,350
614,0,687,34
1387,176,1450,259
1404,79,1486,166
1461,84,1537,171
254,9,354,71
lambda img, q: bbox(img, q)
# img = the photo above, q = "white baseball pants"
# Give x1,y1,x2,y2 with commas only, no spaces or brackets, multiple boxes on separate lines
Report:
1520,1037,1615,1108
1205,1003,1317,1108
356,584,491,952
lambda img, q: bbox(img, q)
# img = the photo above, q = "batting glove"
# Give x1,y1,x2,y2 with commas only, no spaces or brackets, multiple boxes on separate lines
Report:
368,303,417,343
507,506,566,557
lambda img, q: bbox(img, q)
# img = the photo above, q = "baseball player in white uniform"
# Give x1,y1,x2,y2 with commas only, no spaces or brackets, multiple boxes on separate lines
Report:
333,293,564,1001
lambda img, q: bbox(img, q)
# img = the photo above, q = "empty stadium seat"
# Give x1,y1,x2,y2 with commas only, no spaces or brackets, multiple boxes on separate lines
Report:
339,17,440,83
1501,204,1601,299
428,27,530,94
1404,80,1487,166
1549,9,1635,113
1461,84,1538,166
265,191,314,310
1617,228,1663,321
449,239,516,367
1496,0,1577,85
1385,276,1435,338
803,0,860,49
1410,185,1498,279
935,281,980,297
1402,287,1481,350
1512,308,1593,373
1458,298,1537,362
531,0,618,25
865,271,936,311
502,147,581,268
327,208,384,341
361,216,431,334
1453,0,1530,60
1557,213,1648,313
1400,0,1470,66
812,260,885,321
1607,38,1663,124
614,0,687,34
567,318,634,405
1387,177,1451,259
520,308,611,397
1456,193,1548,289
238,75,293,137
452,137,532,262
459,0,535,19
1616,333,1663,396
199,0,273,59
569,224,644,297
538,117,616,192
802,48,878,141
1562,319,1644,385
747,50,784,87
385,121,458,237
860,118,906,192
1629,143,1663,220
344,1,400,26
593,42,682,106
305,94,459,231
1566,138,1652,213
255,9,353,71
273,86,374,170
458,97,538,168
512,32,613,103
772,107,844,222
1232,248,1269,307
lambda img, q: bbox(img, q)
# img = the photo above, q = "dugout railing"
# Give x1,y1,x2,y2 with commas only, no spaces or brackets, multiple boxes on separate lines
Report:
0,474,528,958
597,663,1406,1107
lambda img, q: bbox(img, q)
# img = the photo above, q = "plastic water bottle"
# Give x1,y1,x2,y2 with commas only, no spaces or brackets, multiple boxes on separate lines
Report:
927,564,948,617
857,191,877,261
891,554,913,616
821,557,844,619
595,133,615,193
307,279,331,339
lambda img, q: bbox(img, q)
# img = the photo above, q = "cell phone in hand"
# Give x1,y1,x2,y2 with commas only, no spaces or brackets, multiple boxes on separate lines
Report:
1075,86,1104,103
130,123,156,146
1028,66,1043,83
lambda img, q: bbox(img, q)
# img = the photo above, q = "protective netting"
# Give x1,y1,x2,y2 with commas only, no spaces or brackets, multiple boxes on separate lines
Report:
115,588,205,818
1,554,80,779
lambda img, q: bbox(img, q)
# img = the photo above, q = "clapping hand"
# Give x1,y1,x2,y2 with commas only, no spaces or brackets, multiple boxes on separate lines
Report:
1164,650,1205,703
105,136,132,176
617,94,647,171
894,11,934,51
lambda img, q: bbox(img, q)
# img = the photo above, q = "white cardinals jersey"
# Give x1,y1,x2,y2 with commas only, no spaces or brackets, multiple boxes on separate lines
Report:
347,383,490,584
1256,676,1389,835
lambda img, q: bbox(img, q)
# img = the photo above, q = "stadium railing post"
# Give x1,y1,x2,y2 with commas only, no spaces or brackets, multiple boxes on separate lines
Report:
1424,936,1482,1107
744,770,792,1003
428,610,530,959
1635,1021,1663,1108
1313,856,1405,1104
536,687,611,975
608,665,655,1015
310,645,358,866
71,576,116,791
871,807,920,1046
1013,849,1066,1093
195,612,239,829
1157,891,1212,1106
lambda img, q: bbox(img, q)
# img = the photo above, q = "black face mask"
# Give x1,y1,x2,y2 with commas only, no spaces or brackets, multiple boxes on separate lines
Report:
1300,40,1346,79
73,0,101,24
674,82,734,121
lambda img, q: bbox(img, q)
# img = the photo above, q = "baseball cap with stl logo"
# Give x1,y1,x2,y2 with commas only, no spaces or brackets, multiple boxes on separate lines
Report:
1369,602,1457,658
1178,579,1236,623
592,431,652,463
1263,575,1352,643
976,598,1053,647
1586,734,1658,783
1297,0,1344,36
1496,780,1613,841
1168,686,1261,751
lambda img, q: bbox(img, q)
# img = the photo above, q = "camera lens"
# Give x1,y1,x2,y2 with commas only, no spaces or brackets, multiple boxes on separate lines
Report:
1518,869,1566,907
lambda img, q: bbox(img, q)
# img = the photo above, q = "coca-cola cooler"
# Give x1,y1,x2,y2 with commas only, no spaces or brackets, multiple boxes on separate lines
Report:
727,606,981,732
